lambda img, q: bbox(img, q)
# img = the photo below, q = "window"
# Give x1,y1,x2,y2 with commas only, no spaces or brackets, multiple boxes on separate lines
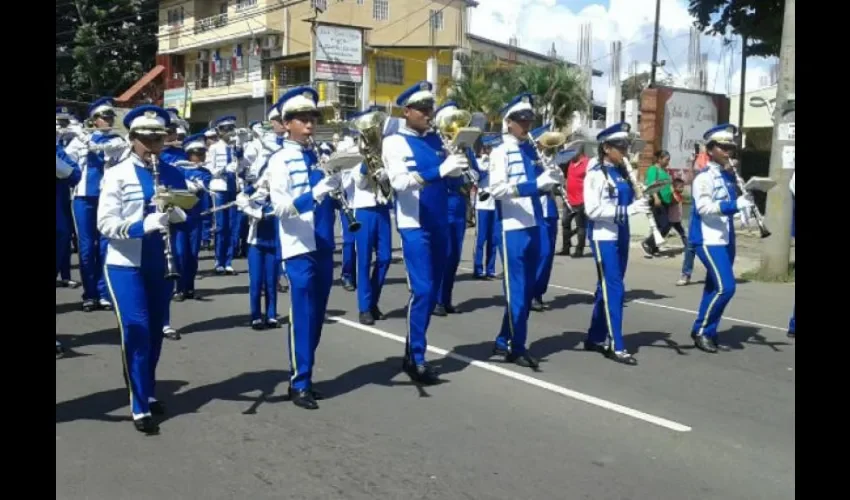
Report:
430,9,444,31
373,0,389,21
375,57,404,85
167,7,184,27
438,63,452,79
357,0,364,4
235,0,257,12
311,0,327,10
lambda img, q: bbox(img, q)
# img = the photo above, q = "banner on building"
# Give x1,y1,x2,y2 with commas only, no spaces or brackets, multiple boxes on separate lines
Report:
314,61,363,83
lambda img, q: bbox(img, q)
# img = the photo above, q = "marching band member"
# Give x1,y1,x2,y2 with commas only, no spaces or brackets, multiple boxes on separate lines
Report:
207,116,243,275
65,97,126,312
788,170,795,338
56,128,82,298
530,124,562,312
383,81,468,383
174,133,213,302
237,176,281,330
56,107,81,289
688,124,753,353
433,100,480,316
265,86,339,409
472,134,502,280
487,93,560,368
348,110,393,326
200,128,219,250
98,105,189,434
583,122,650,365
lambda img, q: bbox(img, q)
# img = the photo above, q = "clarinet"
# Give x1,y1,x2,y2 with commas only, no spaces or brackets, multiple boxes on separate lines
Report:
150,154,180,280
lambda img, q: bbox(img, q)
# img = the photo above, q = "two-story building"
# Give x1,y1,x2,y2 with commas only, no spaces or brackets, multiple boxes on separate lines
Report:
153,0,598,130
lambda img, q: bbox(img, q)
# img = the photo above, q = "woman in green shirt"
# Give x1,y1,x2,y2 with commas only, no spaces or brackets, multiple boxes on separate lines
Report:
641,150,673,256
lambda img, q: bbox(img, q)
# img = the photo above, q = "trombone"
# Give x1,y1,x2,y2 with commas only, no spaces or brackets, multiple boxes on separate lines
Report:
435,109,488,201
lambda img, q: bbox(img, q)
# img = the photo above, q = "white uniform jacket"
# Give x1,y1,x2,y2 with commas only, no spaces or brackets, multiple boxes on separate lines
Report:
690,161,741,246
97,154,188,267
207,139,242,192
487,134,541,232
475,155,495,211
583,158,640,242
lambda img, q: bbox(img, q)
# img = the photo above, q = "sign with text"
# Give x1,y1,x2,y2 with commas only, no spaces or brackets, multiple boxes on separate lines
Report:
163,87,192,119
314,24,363,66
315,61,363,83
662,91,717,170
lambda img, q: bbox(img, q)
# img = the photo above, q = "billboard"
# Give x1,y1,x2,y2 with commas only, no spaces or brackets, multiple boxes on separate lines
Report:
313,24,363,83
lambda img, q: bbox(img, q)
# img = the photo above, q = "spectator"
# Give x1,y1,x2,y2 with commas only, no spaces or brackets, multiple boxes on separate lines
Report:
560,149,589,257
641,150,674,257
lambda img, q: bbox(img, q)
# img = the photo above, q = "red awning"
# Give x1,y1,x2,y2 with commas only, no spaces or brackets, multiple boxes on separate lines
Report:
115,65,166,104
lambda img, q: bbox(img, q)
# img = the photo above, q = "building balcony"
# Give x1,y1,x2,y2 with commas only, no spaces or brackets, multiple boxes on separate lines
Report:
158,0,279,54
180,71,272,104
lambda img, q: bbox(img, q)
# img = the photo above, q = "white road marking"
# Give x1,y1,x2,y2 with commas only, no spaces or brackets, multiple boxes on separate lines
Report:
456,266,787,332
327,315,693,433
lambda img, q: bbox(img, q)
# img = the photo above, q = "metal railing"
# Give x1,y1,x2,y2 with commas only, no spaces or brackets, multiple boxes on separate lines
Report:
193,13,228,34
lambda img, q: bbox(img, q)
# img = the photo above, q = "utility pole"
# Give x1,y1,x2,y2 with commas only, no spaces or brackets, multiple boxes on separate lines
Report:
737,35,747,149
760,0,795,279
649,0,661,87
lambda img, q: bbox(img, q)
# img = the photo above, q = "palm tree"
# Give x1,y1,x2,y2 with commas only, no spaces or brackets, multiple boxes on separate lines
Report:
513,63,588,130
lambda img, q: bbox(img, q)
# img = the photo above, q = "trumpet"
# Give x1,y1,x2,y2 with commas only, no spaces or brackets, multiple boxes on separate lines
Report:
534,130,569,208
731,167,772,238
307,136,362,233
350,109,392,203
436,109,488,201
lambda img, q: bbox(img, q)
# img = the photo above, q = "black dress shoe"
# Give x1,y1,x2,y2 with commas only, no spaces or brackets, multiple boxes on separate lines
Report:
82,299,96,312
149,401,166,415
444,304,458,314
583,341,608,354
310,389,324,401
605,349,637,365
530,299,544,312
133,417,159,435
506,352,540,369
266,318,280,329
402,358,440,385
492,343,510,357
432,305,448,317
359,312,375,325
288,388,319,410
370,307,386,321
692,333,727,353
251,319,265,330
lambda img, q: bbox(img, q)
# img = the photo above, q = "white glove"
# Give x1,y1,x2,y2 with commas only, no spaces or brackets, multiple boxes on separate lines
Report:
736,196,754,212
143,212,169,234
242,206,263,219
56,156,74,179
273,202,298,218
628,198,651,215
235,192,251,209
168,207,187,224
186,179,203,193
535,170,559,192
225,161,240,174
312,174,341,202
439,154,468,178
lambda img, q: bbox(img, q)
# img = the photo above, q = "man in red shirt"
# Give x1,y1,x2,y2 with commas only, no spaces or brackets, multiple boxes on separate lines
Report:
559,150,589,257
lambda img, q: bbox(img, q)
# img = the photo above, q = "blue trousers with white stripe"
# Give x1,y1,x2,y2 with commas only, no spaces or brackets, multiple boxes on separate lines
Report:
173,219,202,294
212,192,237,268
692,244,737,338
496,227,539,354
104,264,173,420
438,219,467,308
588,237,629,352
355,206,392,314
341,214,357,285
72,197,109,302
248,244,280,321
535,216,558,301
473,209,501,277
400,227,446,365
789,305,795,334
285,249,334,391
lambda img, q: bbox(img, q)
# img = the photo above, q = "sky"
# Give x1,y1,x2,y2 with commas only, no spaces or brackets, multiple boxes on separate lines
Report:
468,0,780,104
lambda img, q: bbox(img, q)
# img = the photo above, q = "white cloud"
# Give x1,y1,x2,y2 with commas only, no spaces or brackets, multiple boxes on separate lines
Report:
469,0,778,102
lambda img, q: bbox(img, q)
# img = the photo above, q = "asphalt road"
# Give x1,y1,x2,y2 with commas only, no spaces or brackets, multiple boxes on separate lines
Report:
56,229,796,500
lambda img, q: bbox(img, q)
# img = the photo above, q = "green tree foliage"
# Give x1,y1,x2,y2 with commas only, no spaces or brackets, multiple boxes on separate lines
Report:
688,0,785,57
56,0,158,101
448,53,588,131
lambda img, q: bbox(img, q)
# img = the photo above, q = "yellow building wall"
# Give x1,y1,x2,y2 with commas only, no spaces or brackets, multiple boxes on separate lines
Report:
367,48,454,112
